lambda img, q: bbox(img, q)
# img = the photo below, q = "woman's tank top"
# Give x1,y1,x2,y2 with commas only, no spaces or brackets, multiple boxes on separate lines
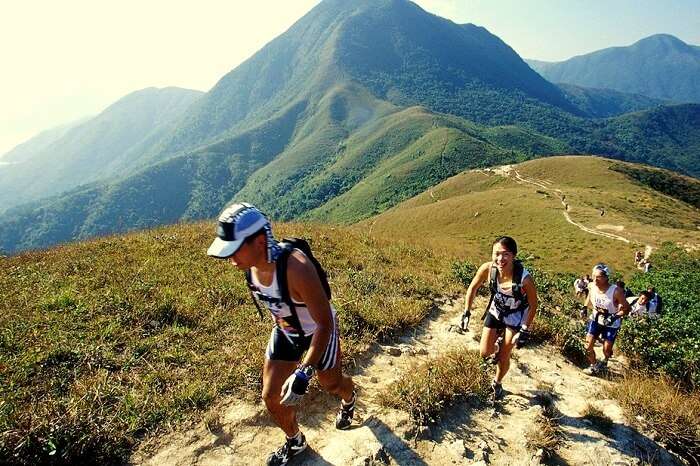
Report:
488,268,530,327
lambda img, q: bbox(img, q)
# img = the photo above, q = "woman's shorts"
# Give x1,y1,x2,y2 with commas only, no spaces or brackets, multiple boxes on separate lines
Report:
484,311,523,331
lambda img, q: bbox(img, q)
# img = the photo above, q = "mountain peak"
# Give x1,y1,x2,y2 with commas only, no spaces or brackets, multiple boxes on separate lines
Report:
529,33,700,103
632,33,694,53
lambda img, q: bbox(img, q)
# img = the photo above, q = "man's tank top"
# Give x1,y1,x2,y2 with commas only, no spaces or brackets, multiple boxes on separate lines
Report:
250,251,336,337
590,284,620,328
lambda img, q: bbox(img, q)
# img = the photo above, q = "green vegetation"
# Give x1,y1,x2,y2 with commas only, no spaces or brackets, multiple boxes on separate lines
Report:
0,222,459,465
610,162,700,209
619,243,700,387
4,2,700,255
557,83,664,118
378,349,490,425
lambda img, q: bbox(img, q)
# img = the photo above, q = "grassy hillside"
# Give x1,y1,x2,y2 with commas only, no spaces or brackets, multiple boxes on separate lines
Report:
3,206,699,464
362,156,700,273
0,221,460,465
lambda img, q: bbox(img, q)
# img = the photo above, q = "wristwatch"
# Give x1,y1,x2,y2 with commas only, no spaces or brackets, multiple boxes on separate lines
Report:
298,364,316,379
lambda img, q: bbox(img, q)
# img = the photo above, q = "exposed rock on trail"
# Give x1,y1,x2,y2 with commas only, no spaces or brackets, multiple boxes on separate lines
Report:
134,298,678,465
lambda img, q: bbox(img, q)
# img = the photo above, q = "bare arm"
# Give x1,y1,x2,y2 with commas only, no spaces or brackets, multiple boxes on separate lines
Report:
464,262,492,312
287,251,332,369
584,286,592,309
522,275,538,327
614,287,631,317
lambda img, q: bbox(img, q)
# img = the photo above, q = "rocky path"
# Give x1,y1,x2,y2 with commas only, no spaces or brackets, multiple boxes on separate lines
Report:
133,297,677,465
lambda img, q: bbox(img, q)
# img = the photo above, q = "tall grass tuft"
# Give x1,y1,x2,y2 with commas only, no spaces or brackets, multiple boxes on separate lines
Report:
525,385,563,460
608,373,700,464
378,348,490,425
581,403,613,435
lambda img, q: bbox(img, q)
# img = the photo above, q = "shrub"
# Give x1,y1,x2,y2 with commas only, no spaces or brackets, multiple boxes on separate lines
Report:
378,348,490,425
620,243,700,387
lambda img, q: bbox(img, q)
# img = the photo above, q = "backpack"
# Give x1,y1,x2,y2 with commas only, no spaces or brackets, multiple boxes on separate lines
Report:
481,260,526,321
245,238,331,321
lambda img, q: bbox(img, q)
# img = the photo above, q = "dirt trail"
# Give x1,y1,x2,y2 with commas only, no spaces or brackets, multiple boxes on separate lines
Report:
488,166,632,244
133,298,677,465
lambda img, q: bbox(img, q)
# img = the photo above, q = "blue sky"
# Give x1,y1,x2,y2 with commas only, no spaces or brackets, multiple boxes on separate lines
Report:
415,0,700,60
1,0,698,157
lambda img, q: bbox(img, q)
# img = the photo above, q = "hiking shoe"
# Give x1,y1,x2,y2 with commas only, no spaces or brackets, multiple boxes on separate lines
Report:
595,360,608,372
266,433,307,466
491,380,504,400
583,364,600,376
335,390,357,430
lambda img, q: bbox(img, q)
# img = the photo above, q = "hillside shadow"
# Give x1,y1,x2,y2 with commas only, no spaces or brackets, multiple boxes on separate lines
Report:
555,413,680,465
302,446,336,466
364,417,430,466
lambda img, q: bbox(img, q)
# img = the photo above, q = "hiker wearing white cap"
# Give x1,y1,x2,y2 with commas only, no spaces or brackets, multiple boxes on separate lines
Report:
582,263,631,375
208,203,356,466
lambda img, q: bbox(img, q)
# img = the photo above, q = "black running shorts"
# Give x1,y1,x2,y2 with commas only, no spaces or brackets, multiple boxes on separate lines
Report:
484,312,523,331
265,316,339,371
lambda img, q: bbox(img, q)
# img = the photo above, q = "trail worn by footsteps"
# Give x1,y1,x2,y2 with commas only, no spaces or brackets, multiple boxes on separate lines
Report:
133,298,678,465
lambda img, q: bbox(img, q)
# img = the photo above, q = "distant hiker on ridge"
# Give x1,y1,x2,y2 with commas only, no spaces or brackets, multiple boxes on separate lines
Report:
460,236,538,399
207,203,356,466
582,263,631,376
574,276,587,299
634,250,643,266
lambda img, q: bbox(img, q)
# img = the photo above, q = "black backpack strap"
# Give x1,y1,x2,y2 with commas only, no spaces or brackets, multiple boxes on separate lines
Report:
511,260,524,303
480,265,499,321
276,244,294,306
275,243,304,332
245,270,265,321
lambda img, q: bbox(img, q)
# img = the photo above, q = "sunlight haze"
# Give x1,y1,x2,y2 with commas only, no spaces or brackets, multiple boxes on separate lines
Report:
1,0,698,157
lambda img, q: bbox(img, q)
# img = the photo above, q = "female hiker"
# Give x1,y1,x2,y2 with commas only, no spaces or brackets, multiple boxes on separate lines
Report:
461,236,538,399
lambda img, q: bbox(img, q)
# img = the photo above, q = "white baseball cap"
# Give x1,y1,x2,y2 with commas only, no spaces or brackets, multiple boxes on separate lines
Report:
207,203,270,258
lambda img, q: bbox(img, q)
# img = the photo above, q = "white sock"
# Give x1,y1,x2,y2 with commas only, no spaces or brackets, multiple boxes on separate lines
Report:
287,431,302,442
342,392,356,407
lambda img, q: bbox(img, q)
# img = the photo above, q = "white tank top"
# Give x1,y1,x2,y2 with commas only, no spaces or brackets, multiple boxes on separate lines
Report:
590,284,620,328
250,251,336,337
488,269,530,327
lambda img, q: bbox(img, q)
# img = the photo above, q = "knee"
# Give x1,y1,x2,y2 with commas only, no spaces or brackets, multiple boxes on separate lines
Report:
480,347,491,358
262,386,281,407
500,343,514,358
319,378,341,395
